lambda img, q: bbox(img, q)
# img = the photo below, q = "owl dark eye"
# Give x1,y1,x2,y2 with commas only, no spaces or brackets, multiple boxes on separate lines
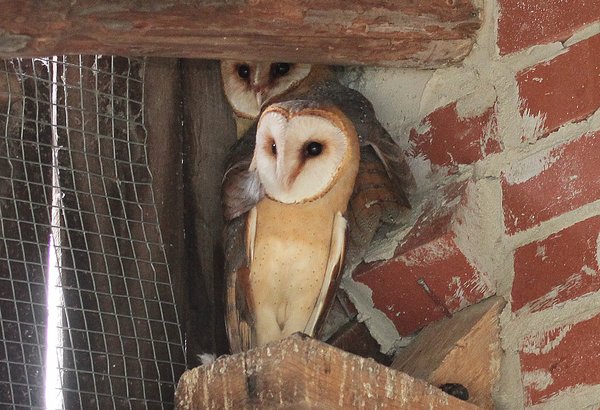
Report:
271,63,291,77
305,141,322,157
237,64,250,80
271,143,277,155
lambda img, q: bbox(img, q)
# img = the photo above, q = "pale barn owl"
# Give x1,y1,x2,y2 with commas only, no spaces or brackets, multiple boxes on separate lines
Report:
221,62,414,352
220,61,333,137
221,61,414,269
222,100,360,350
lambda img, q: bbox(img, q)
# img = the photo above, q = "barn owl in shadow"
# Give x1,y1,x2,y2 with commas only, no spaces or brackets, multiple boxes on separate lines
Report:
221,61,331,137
221,62,414,352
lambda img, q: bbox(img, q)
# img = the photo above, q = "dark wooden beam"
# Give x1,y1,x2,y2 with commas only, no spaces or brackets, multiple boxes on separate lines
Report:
0,0,481,67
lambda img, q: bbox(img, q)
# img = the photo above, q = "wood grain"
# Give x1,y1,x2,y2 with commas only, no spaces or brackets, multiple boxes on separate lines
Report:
392,296,505,409
0,0,480,67
182,59,237,360
175,334,480,409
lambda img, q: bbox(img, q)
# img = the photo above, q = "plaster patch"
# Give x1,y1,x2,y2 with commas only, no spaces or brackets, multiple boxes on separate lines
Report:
536,245,547,260
363,224,411,264
522,369,554,392
451,178,502,294
406,153,434,191
455,83,497,118
521,107,547,142
447,276,467,310
582,265,597,277
341,277,408,354
502,144,564,185
419,66,481,117
520,272,588,314
520,324,573,355
398,236,457,267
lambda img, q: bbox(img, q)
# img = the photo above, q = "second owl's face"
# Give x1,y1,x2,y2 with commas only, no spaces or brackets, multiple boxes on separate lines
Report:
221,61,312,119
251,103,353,204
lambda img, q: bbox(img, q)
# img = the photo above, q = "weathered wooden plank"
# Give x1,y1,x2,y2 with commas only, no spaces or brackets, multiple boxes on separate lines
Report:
144,58,188,394
392,296,505,409
0,0,481,67
175,334,480,409
181,59,237,360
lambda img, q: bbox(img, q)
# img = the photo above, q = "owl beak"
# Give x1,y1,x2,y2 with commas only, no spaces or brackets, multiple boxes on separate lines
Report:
255,91,265,108
275,146,297,191
277,171,294,191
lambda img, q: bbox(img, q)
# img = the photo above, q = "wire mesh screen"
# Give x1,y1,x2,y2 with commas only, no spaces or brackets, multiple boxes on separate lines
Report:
0,56,186,409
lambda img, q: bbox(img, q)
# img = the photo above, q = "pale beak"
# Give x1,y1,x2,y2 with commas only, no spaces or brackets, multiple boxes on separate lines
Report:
275,142,294,191
256,91,264,108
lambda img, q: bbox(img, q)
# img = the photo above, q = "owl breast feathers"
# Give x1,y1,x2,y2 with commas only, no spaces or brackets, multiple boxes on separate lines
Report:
221,63,414,352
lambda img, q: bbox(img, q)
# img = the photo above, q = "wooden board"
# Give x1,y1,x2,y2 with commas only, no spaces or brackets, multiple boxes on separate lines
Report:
181,59,237,360
0,0,481,68
392,296,505,409
175,334,480,409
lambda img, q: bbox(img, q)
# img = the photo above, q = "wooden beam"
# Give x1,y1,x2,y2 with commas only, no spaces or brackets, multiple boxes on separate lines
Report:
391,296,505,409
175,334,480,409
182,59,237,360
0,0,481,67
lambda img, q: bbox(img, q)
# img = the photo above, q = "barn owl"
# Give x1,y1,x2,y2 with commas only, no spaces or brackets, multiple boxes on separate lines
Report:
220,61,333,137
222,100,360,350
221,62,414,352
221,60,414,269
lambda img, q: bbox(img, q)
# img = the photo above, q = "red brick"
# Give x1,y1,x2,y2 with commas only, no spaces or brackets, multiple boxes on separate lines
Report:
517,34,600,137
408,102,500,171
502,131,600,234
353,182,493,336
498,0,600,55
520,313,600,405
512,216,600,314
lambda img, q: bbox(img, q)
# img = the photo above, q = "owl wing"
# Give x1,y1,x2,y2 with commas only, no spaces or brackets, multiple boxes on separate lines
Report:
222,127,263,352
344,145,411,266
222,123,264,221
306,80,413,266
305,211,347,336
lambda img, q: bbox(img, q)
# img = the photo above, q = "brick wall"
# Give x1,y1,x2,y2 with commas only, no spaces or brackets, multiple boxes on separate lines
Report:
341,1,600,408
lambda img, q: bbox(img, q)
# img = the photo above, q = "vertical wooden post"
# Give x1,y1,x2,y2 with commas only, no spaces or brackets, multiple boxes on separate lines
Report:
181,59,237,360
144,57,187,333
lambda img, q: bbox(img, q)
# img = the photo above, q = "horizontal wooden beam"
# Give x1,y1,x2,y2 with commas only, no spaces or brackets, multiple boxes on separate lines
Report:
175,334,480,409
0,0,481,67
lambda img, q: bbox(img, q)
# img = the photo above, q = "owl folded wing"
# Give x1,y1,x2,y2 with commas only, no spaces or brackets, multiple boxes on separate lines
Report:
221,125,264,221
305,211,347,337
222,130,263,352
223,216,255,353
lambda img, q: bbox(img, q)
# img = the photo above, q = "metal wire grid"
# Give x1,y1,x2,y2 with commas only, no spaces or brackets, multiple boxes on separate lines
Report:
0,57,185,409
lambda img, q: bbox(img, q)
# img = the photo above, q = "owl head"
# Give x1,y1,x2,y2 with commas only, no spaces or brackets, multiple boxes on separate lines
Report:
220,61,312,119
250,100,360,204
